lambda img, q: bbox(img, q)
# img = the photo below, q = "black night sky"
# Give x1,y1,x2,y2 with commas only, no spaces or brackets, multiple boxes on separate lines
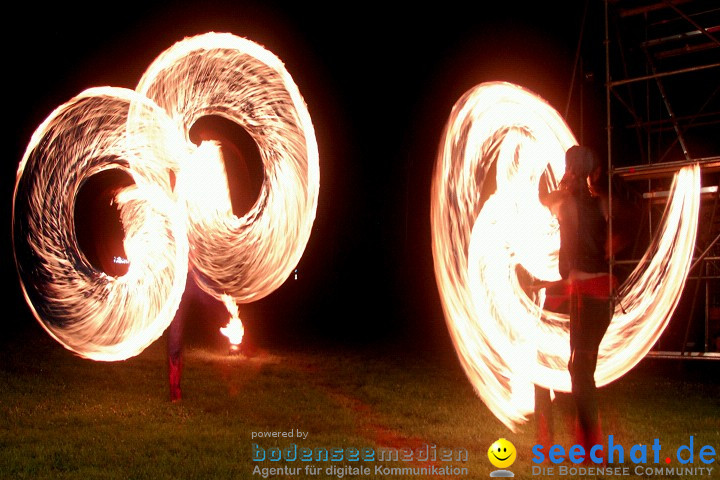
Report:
5,1,619,351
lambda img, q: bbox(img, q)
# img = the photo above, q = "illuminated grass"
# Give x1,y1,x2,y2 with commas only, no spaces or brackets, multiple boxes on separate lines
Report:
1,326,718,479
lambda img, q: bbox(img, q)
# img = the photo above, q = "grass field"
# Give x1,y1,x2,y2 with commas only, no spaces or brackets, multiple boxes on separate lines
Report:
1,324,718,480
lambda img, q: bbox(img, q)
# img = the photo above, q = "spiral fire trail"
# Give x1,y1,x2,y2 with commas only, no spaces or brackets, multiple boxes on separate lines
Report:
135,33,319,303
431,82,700,430
13,33,318,361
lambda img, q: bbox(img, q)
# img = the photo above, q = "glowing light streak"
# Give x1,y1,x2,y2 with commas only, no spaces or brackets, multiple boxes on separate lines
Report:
13,88,190,361
431,82,700,430
13,34,318,361
136,33,319,303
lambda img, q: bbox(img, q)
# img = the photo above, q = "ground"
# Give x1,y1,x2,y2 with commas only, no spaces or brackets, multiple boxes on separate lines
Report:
1,325,718,480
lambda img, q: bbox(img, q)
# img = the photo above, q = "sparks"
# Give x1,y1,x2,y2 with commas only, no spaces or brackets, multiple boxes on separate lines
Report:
13,33,318,361
431,82,700,430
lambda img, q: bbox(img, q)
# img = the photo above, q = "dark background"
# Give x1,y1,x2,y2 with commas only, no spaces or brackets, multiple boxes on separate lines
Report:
4,1,624,353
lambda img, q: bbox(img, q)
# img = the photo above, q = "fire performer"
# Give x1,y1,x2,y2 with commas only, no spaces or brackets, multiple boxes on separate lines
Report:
166,269,210,402
542,145,617,459
167,316,184,402
167,271,193,402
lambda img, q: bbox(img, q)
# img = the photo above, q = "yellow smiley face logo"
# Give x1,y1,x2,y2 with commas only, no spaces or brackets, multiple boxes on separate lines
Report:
488,438,516,469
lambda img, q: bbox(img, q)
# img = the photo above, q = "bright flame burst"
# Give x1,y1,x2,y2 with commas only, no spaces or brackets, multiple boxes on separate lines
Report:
220,294,244,346
13,33,319,361
431,82,700,430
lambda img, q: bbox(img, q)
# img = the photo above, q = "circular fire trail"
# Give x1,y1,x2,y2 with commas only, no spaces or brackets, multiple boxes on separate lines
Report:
431,82,700,430
13,33,319,361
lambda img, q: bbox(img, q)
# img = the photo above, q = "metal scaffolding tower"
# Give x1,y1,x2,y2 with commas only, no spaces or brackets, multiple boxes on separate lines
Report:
605,0,720,359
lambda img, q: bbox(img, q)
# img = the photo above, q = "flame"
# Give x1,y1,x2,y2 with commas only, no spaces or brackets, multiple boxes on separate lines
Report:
13,33,318,361
219,294,244,345
431,82,700,430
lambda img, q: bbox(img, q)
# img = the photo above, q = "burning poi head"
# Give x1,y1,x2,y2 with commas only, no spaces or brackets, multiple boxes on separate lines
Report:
13,33,319,361
431,81,700,430
220,294,244,353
